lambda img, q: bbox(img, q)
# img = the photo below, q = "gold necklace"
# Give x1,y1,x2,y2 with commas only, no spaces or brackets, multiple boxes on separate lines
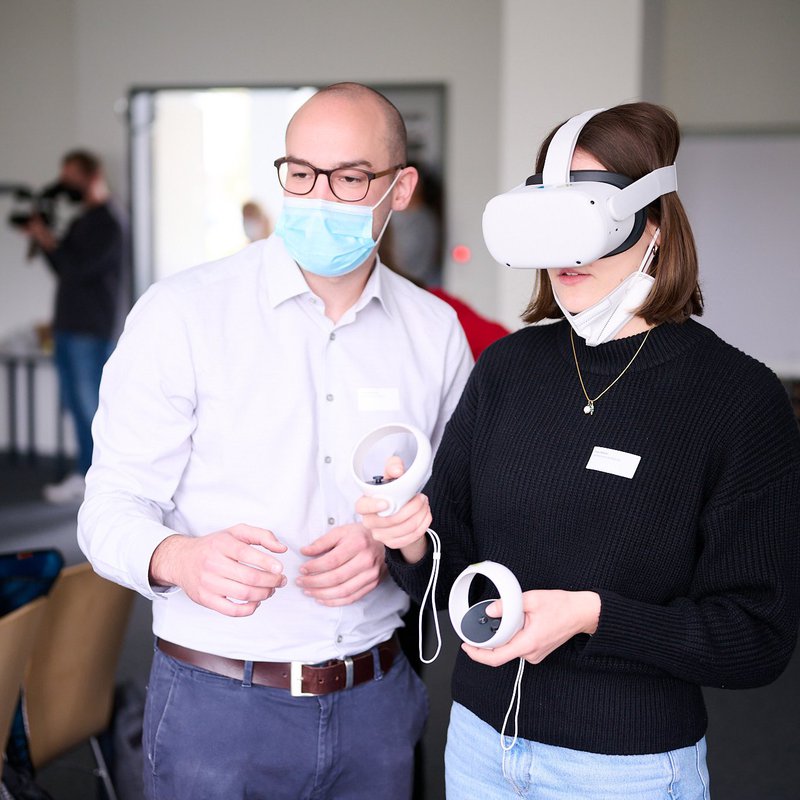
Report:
570,327,652,415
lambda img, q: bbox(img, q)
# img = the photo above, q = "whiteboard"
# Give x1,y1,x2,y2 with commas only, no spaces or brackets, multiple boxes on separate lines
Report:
677,134,800,378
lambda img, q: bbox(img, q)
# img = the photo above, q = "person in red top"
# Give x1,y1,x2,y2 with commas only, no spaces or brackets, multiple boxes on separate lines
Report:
428,286,509,359
379,162,509,358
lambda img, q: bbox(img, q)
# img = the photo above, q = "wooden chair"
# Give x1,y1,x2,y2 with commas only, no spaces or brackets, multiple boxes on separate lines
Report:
0,597,48,751
23,562,135,800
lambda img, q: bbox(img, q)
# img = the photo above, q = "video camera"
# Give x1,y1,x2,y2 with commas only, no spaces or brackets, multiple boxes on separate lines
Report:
2,181,80,229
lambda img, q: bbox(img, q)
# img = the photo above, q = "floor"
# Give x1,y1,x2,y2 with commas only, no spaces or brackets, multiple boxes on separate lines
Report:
2,455,800,799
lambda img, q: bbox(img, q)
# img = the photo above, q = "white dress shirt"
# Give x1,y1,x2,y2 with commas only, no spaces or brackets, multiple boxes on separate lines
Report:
78,235,472,662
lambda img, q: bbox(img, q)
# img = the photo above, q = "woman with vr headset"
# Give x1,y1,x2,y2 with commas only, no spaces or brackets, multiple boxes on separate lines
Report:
357,102,800,799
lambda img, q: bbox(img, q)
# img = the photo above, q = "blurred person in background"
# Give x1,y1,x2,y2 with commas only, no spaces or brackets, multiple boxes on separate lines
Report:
381,162,443,287
381,162,508,360
242,199,273,242
22,149,127,504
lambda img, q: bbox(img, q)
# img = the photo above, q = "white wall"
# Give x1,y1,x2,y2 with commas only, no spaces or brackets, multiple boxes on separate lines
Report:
70,0,503,315
677,133,800,377
0,0,78,339
662,0,800,130
494,0,650,326
660,0,800,379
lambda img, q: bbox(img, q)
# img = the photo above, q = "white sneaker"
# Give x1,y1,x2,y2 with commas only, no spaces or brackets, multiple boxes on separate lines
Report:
42,473,86,504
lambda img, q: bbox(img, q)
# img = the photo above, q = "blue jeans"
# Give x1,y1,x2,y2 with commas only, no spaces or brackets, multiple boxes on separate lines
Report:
142,644,429,800
445,702,710,800
53,331,112,474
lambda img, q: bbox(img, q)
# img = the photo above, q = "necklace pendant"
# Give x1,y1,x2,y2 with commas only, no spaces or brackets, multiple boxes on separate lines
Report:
571,327,652,422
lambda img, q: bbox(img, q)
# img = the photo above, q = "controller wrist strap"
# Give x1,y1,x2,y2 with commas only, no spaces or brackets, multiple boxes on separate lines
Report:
418,528,442,664
500,657,526,777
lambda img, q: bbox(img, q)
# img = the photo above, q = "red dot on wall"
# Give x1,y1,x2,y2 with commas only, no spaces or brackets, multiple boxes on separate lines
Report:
451,244,472,264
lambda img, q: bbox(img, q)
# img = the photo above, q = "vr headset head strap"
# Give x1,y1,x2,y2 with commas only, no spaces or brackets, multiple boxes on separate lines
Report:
541,108,605,186
608,164,677,221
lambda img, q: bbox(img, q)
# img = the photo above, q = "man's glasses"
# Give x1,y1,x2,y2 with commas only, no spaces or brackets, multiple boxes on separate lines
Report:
274,157,403,203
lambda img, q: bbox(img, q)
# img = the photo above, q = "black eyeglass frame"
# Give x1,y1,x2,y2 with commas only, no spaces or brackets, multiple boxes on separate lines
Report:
274,157,405,203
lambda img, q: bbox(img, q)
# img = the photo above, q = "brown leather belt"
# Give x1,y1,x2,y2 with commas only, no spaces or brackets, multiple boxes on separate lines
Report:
157,635,400,697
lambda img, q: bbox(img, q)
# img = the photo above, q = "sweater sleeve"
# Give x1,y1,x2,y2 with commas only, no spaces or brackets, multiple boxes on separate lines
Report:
583,372,800,689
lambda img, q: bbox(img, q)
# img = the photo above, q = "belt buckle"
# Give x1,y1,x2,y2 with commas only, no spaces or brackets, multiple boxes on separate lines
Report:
343,655,354,690
290,661,314,697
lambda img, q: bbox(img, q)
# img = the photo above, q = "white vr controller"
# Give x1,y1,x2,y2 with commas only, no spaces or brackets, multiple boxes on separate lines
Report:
449,561,524,648
352,424,524,652
351,423,432,516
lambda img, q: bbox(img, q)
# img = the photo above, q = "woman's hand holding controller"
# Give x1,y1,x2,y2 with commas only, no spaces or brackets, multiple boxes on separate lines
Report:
355,457,432,564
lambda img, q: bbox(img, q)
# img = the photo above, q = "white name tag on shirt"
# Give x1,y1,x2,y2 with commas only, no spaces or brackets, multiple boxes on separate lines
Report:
358,387,400,411
586,446,641,479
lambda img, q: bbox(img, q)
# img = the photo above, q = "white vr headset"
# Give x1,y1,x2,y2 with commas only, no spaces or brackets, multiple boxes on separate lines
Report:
482,108,677,269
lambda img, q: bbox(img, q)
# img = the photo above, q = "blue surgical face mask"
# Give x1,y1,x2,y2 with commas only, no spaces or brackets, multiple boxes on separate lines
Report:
275,171,400,277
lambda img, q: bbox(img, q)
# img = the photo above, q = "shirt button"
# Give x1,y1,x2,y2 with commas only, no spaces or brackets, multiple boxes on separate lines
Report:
329,332,336,341
327,517,335,525
326,394,334,401
336,635,343,643
324,456,332,464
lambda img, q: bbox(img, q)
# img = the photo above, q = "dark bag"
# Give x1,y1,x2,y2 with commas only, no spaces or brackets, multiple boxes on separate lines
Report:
0,762,54,800
0,549,63,616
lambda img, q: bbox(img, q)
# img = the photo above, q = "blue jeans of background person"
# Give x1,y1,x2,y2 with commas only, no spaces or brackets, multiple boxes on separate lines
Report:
53,330,112,475
142,644,428,800
445,702,710,800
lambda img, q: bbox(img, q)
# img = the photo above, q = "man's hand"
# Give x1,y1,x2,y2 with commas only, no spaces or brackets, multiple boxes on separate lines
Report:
149,524,288,617
23,215,58,251
297,523,386,606
461,589,601,667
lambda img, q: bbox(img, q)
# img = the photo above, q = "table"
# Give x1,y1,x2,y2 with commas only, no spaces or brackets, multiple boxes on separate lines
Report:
0,349,65,463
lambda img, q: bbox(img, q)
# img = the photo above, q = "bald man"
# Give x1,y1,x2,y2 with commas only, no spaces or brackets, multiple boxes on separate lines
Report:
78,83,472,799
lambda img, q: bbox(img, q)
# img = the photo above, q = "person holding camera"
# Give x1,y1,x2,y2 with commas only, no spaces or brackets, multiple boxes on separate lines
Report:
22,150,127,503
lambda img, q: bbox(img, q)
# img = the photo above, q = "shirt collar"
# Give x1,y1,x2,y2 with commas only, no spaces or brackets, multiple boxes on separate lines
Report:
355,256,392,319
262,236,313,308
262,235,392,319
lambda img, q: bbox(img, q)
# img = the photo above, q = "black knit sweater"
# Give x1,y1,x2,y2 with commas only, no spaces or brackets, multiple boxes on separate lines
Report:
388,319,800,755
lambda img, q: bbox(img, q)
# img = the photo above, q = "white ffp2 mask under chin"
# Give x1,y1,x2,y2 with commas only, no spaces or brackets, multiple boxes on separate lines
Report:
553,229,659,347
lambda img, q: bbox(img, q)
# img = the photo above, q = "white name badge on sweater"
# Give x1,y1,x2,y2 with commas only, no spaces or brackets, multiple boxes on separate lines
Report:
586,446,641,479
358,387,400,411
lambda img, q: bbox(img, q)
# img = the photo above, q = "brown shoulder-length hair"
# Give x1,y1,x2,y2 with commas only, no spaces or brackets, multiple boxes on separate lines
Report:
521,102,703,325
